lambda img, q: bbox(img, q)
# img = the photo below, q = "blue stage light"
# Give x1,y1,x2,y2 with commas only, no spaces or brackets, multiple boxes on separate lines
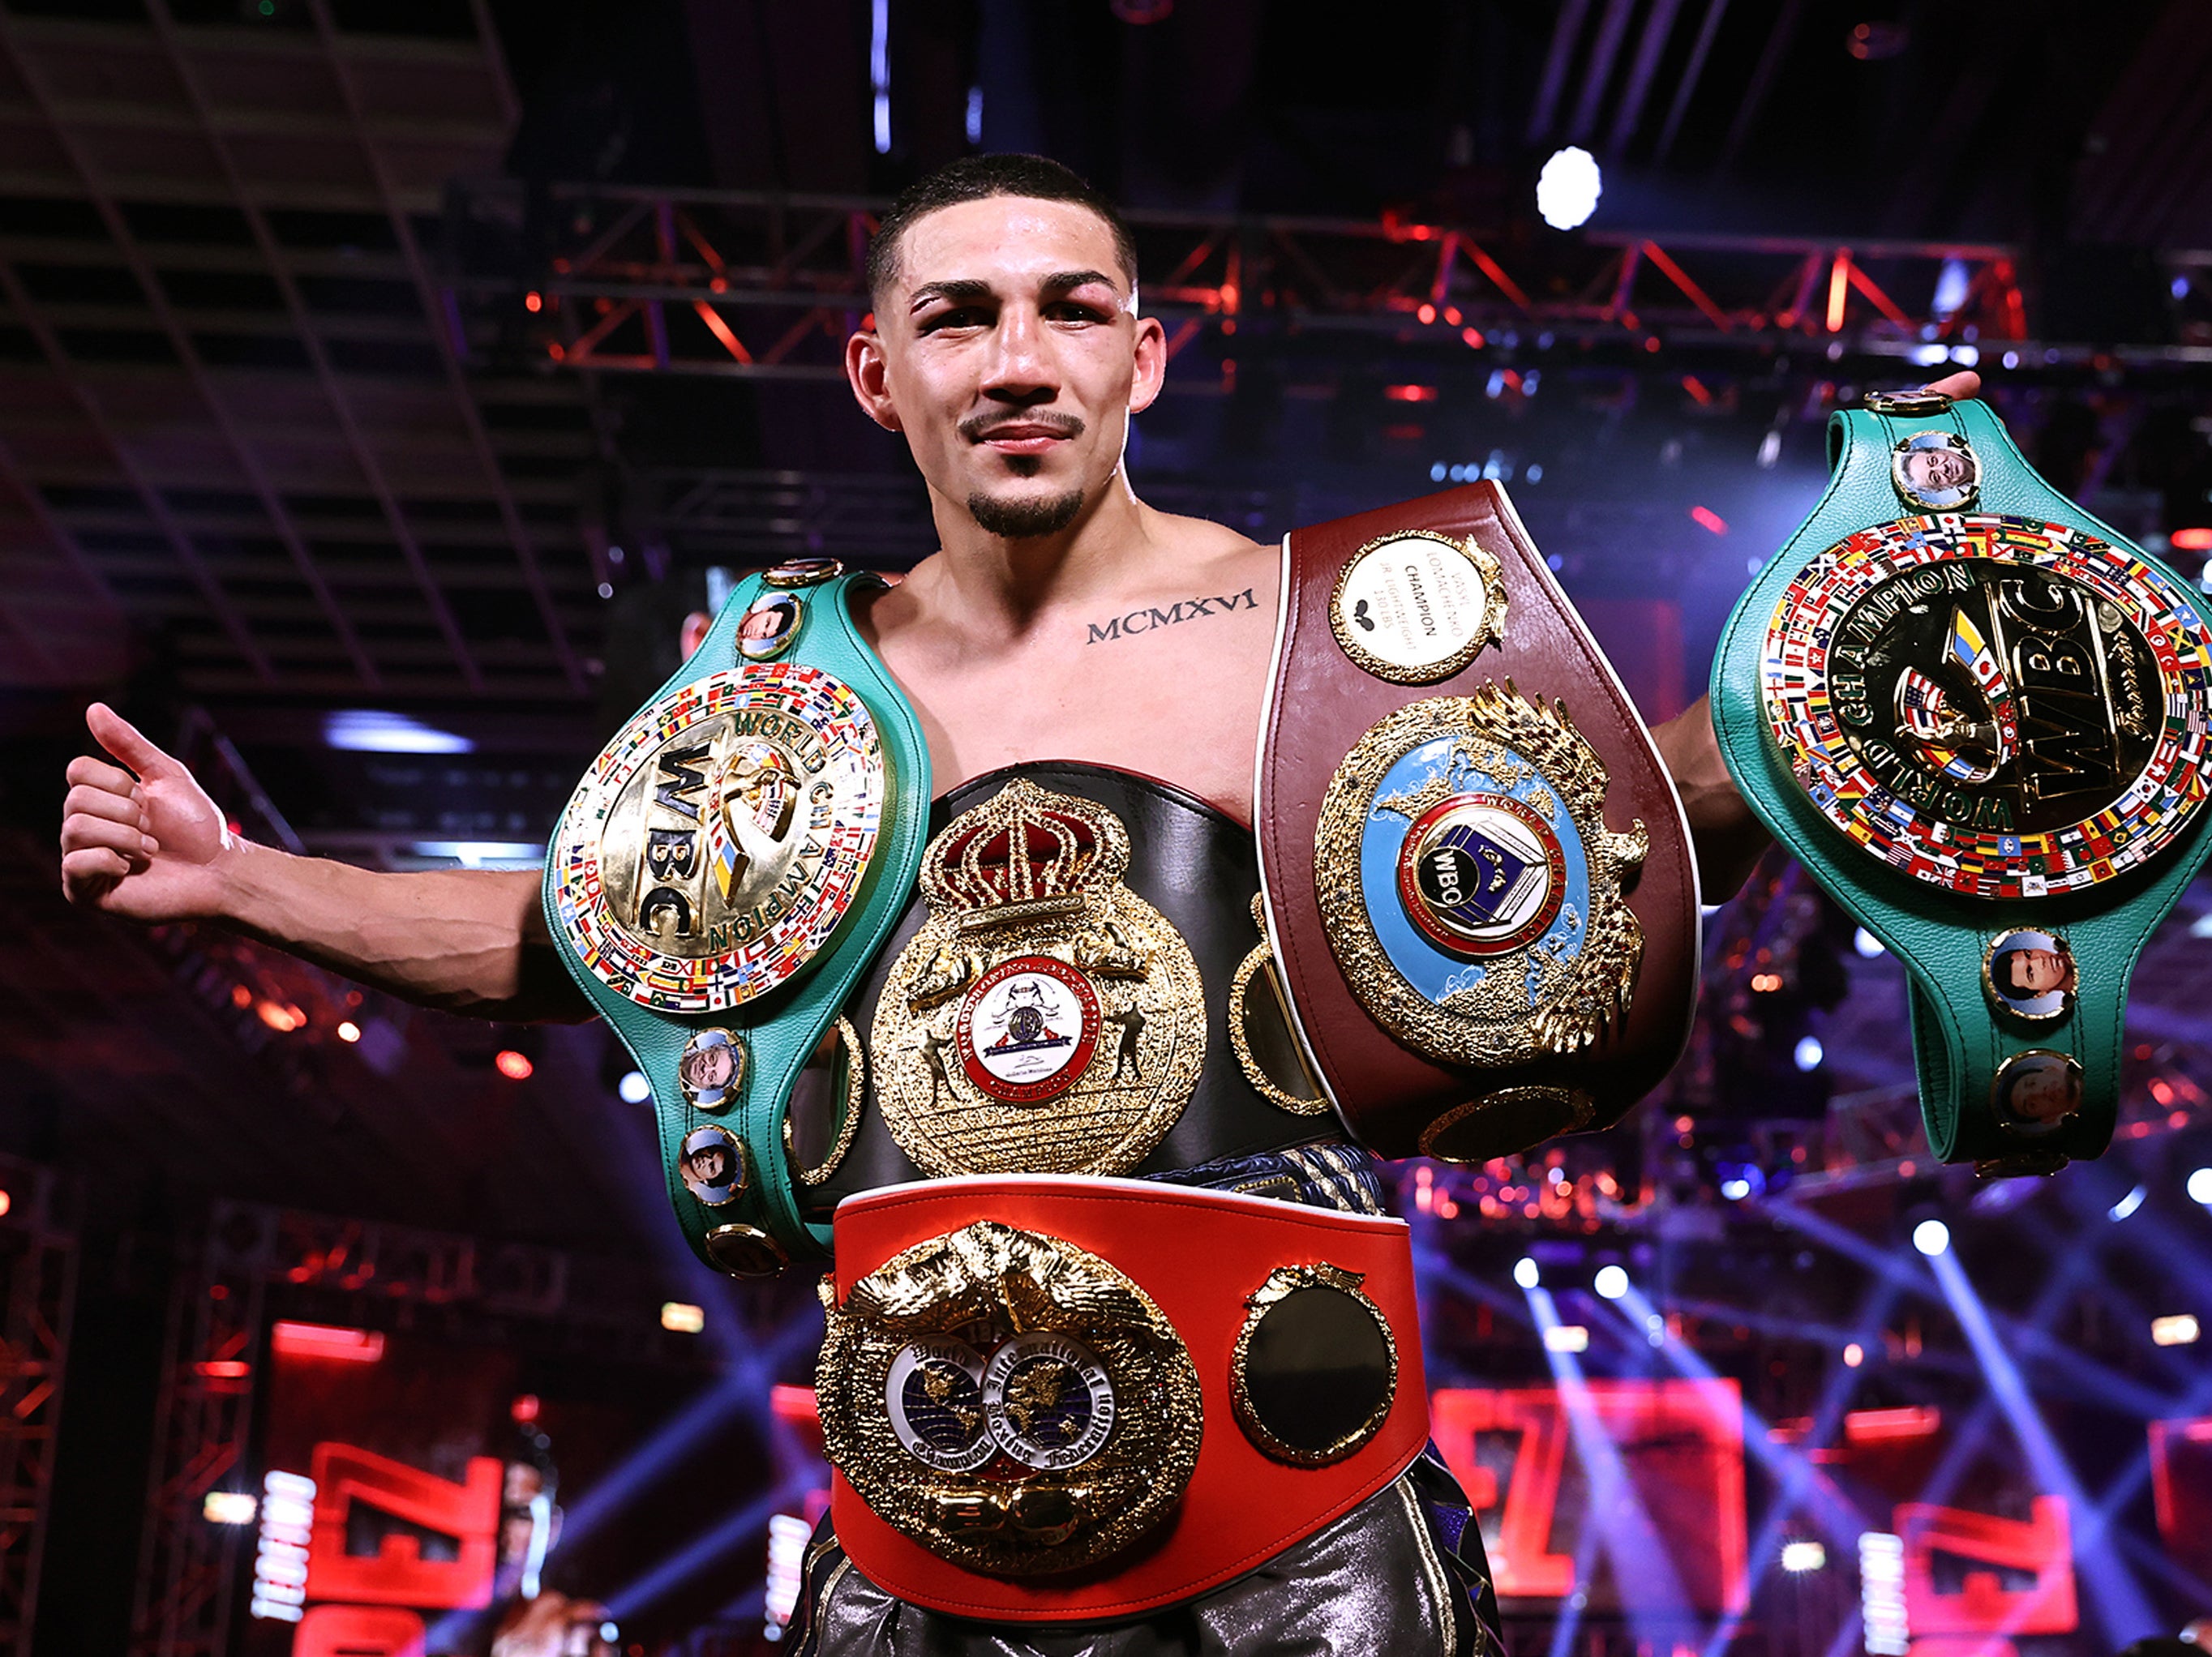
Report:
1593,1265,1629,1300
1853,927,1885,958
1912,1219,1950,1257
2188,1167,2212,1205
2108,1184,2147,1222
618,1070,652,1104
1794,1036,1824,1071
1514,1256,1541,1289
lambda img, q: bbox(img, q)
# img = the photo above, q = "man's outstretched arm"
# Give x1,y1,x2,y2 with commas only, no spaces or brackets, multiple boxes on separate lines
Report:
59,702,594,1023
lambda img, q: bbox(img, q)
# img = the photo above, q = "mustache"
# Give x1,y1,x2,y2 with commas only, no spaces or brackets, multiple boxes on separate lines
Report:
959,409,1086,443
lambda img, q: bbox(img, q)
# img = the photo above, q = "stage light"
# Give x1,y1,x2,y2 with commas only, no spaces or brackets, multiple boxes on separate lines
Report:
204,1491,257,1525
1932,259,1970,318
1430,462,1447,482
1781,1539,1826,1573
324,709,473,754
1543,1324,1590,1353
272,1321,385,1363
869,0,890,154
1689,505,1728,535
1514,1256,1541,1289
1721,1177,1751,1201
2171,528,2212,554
1524,462,1542,482
336,1021,360,1043
662,1302,705,1334
1859,1532,1910,1655
512,1394,541,1422
1757,430,1782,469
2002,349,2020,369
2109,1184,2148,1221
1794,1036,1824,1071
1950,344,1979,366
406,840,544,868
2188,1167,2212,1205
1593,1265,1629,1300
495,1049,534,1081
619,1070,652,1103
1908,342,1950,368
1912,1219,1950,1257
1537,147,1601,230
0,1192,12,1219
2154,1314,2201,1347
1854,927,1886,957
1843,1341,1865,1367
965,84,983,143
1751,971,1782,991
195,1359,251,1379
2176,275,2193,301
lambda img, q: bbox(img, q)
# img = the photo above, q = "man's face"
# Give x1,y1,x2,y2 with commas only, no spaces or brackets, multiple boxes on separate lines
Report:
688,1146,729,1185
2004,946,2071,997
1910,448,1970,491
684,1043,735,1091
2010,1061,2079,1123
848,197,1165,538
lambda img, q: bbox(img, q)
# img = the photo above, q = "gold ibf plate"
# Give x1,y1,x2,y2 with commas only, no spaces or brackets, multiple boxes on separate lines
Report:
548,665,886,1013
870,780,1205,1178
816,1219,1203,1577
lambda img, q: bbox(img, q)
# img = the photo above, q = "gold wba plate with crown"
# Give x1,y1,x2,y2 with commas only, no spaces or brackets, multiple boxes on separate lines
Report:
870,781,1206,1176
548,665,885,1013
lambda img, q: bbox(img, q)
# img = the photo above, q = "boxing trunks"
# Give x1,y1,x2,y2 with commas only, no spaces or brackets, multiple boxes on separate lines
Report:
1714,391,2212,1171
543,486,1695,1640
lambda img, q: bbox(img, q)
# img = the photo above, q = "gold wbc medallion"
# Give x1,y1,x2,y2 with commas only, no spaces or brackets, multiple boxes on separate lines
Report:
1314,681,1646,1068
869,781,1206,1177
547,666,886,1013
815,1220,1203,1577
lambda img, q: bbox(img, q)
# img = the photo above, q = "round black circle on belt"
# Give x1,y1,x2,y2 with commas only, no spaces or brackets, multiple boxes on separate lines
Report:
1231,1266,1397,1466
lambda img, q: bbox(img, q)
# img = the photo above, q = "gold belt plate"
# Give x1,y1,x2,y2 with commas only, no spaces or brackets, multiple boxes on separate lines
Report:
816,1219,1203,1576
548,665,885,1012
870,780,1205,1177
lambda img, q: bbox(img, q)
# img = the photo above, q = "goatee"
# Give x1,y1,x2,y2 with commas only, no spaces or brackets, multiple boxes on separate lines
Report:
967,487,1086,539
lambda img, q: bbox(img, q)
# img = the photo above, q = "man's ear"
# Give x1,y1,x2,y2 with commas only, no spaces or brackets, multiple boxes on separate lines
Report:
846,328,902,433
1128,313,1168,417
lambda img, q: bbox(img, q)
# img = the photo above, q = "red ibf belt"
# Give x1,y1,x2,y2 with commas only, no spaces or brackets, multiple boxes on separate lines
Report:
814,1176,1427,1621
1253,482,1700,1161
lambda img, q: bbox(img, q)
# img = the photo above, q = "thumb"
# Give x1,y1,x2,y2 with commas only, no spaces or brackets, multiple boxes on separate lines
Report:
86,702,179,779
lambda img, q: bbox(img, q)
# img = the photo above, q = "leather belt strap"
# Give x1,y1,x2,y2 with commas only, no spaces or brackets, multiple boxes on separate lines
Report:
817,1175,1429,1621
543,568,932,1270
1256,482,1701,1160
1713,394,2212,1169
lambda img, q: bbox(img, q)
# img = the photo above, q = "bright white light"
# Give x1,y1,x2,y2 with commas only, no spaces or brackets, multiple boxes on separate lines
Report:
1536,147,1601,231
1794,1036,1824,1072
1781,1539,1827,1573
618,1070,652,1104
1949,344,1980,366
869,0,891,154
1932,259,1970,319
2108,1184,2147,1222
204,1491,257,1525
1543,1324,1590,1353
2153,1313,2201,1347
1912,1219,1951,1257
407,841,543,869
1843,1341,1865,1368
1514,1256,1541,1289
1757,430,1782,469
1854,927,1886,958
324,709,472,754
661,1302,705,1334
2188,1167,2212,1205
1593,1265,1629,1300
1721,1177,1751,1201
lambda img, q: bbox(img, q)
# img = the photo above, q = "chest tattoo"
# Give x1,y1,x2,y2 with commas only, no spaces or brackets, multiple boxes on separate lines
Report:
1085,589,1258,645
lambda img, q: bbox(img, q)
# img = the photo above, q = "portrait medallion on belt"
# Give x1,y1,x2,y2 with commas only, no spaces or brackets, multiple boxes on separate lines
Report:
548,665,886,1012
1759,514,2212,898
1314,682,1648,1066
871,781,1206,1177
816,1219,1202,1577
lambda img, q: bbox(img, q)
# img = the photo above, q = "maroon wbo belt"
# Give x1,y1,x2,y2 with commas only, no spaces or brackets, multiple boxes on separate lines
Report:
1252,482,1700,1159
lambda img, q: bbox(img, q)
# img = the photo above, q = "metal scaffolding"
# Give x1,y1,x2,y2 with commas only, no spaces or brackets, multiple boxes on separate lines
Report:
0,1158,77,1657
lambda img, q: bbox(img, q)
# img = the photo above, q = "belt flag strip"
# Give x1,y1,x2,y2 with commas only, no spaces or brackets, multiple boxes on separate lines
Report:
815,1175,1429,1622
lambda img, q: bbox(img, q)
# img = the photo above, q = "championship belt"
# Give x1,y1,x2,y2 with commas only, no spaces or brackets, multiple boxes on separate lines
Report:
1254,483,1701,1161
542,560,932,1272
1712,391,2212,1172
814,1175,1428,1621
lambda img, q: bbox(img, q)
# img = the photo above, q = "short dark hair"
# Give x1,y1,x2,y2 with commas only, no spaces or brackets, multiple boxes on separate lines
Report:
865,153,1138,302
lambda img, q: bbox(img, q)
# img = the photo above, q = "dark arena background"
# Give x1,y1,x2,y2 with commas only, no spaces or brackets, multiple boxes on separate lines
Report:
2,2,2212,1654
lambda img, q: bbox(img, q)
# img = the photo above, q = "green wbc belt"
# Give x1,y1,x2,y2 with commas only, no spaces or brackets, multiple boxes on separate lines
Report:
543,561,931,1272
1713,391,2212,1174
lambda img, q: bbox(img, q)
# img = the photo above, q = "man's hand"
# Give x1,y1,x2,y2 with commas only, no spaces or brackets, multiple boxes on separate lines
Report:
1921,369,1981,402
1653,695,1769,901
60,703,237,923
